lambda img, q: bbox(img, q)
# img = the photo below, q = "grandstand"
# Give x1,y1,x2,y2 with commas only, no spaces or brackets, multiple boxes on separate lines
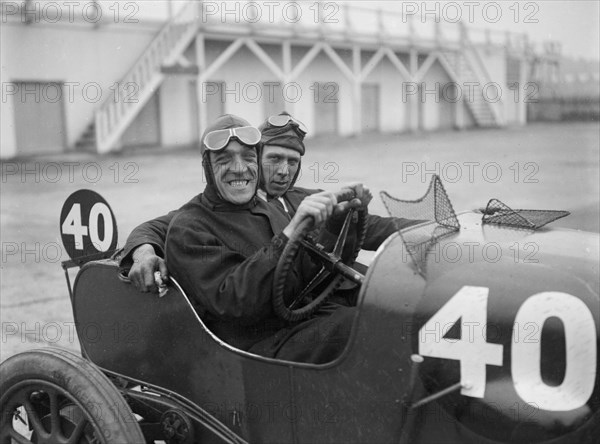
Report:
1,0,570,158
528,56,600,122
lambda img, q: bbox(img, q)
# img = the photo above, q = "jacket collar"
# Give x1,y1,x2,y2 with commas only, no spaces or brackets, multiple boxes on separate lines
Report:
200,192,258,211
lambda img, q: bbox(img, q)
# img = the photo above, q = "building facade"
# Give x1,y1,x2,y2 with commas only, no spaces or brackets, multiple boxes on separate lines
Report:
1,1,558,158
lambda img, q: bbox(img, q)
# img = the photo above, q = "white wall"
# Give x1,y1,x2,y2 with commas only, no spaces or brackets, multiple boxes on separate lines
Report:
471,45,510,125
210,45,280,127
200,46,355,138
1,18,159,158
364,56,410,133
294,51,352,136
1,6,524,158
420,59,454,131
159,75,198,148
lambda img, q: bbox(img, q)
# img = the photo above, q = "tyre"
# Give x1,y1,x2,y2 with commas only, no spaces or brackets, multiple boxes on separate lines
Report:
0,348,145,444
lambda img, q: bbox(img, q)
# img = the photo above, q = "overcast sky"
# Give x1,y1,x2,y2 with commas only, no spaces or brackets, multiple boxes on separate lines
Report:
473,0,599,61
364,0,599,61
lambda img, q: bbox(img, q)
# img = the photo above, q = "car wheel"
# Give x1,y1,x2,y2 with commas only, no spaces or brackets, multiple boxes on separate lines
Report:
0,348,145,444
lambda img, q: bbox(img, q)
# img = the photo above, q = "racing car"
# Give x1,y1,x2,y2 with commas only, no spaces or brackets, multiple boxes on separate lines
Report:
1,176,598,444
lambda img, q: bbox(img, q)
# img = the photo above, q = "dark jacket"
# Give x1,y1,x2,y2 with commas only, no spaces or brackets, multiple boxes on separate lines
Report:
164,193,303,350
120,186,419,360
120,186,416,264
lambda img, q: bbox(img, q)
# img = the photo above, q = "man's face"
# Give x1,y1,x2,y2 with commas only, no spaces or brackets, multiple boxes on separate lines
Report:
261,145,301,197
210,140,259,204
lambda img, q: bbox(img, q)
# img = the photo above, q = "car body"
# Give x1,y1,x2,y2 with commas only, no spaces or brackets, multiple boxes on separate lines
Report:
1,185,598,444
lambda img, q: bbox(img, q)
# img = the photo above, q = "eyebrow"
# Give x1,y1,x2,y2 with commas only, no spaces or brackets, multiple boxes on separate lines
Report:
212,152,232,162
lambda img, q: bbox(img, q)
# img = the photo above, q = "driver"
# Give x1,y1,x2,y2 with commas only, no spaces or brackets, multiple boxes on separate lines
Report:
150,114,369,363
121,112,419,293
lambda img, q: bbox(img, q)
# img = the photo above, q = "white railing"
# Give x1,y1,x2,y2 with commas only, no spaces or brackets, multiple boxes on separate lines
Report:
92,0,559,151
95,0,200,152
189,1,556,57
459,22,505,125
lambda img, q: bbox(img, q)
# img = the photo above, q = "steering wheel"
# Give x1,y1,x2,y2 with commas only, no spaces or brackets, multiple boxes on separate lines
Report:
272,190,368,322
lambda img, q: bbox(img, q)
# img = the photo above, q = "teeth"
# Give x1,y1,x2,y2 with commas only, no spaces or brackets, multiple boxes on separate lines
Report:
229,180,248,188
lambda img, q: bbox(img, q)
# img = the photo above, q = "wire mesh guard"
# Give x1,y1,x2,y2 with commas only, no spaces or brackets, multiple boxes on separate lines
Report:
482,198,570,229
380,175,460,276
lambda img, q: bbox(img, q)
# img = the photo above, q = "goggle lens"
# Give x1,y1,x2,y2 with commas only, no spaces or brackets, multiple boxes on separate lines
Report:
267,115,307,134
204,126,262,151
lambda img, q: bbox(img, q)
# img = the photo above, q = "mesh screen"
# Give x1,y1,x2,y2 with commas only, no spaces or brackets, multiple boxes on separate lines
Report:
380,175,460,276
482,198,570,229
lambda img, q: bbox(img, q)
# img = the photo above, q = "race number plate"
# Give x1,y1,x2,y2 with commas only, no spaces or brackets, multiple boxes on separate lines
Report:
59,189,118,262
415,264,599,442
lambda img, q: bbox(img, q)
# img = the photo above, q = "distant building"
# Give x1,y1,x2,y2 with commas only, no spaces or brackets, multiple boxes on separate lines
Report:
1,0,560,158
528,55,600,122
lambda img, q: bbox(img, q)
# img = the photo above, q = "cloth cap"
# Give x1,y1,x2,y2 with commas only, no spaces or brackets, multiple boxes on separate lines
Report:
258,111,306,156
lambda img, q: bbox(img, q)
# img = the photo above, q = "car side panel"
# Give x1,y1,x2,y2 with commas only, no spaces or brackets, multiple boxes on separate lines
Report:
73,262,293,443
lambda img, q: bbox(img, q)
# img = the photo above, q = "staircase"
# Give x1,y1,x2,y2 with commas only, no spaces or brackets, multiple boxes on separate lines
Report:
74,122,96,152
438,49,502,127
75,2,505,151
85,1,200,153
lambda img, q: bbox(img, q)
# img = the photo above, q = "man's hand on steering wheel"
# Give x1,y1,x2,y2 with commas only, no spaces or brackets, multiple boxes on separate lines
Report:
327,183,372,233
282,184,372,239
333,183,373,216
283,191,338,238
129,244,169,293
273,185,369,322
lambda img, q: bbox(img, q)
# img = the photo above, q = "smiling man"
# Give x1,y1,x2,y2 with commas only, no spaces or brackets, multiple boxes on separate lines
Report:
207,131,260,204
148,114,367,363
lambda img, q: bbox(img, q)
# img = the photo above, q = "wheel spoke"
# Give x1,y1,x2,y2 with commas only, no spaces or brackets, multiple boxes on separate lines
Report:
1,350,144,443
66,418,89,444
48,389,63,437
23,397,47,438
8,428,33,444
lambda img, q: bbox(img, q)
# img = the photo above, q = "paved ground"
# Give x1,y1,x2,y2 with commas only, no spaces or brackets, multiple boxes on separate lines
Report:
1,121,599,362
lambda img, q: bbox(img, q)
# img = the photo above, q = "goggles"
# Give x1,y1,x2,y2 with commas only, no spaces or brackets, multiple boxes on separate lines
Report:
267,114,307,134
203,126,261,151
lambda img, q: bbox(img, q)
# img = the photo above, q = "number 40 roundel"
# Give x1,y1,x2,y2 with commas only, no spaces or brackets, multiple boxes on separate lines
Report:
59,189,118,261
418,285,597,411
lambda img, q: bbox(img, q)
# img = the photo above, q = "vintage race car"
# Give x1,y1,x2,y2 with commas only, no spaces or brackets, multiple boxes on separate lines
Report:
1,176,598,444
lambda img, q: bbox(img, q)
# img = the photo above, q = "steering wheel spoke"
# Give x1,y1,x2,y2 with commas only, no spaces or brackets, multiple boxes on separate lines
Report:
333,209,354,256
289,267,331,310
273,200,368,322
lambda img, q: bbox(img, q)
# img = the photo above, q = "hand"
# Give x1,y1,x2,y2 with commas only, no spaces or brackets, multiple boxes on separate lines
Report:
333,183,372,217
283,191,337,238
129,244,169,293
